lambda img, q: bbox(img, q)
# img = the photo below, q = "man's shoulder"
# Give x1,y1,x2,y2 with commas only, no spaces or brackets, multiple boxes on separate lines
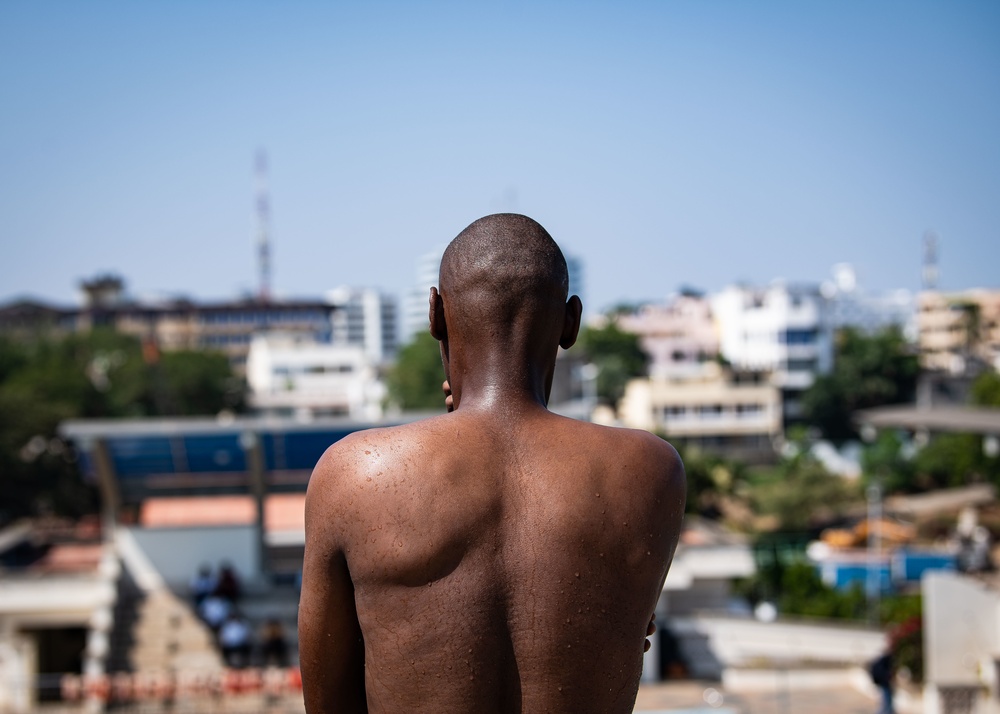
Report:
309,416,451,484
565,418,681,464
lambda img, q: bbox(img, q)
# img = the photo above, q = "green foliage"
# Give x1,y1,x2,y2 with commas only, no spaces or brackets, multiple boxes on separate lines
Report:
883,595,923,682
674,443,746,518
779,562,868,620
750,447,861,531
0,330,245,525
911,432,1000,490
577,320,649,406
158,351,246,415
734,560,866,619
802,326,919,443
861,430,915,494
386,331,447,411
971,370,1000,407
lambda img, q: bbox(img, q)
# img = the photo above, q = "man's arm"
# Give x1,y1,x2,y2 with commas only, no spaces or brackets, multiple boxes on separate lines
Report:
299,449,367,713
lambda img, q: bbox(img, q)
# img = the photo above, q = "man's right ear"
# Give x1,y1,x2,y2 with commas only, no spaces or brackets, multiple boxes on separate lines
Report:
559,295,583,349
429,287,447,342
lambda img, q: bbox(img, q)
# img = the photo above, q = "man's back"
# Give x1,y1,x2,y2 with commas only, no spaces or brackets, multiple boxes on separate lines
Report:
302,406,684,713
299,213,686,713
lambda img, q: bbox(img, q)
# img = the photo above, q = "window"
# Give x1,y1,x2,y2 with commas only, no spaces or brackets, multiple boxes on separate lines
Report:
786,358,817,373
782,329,817,345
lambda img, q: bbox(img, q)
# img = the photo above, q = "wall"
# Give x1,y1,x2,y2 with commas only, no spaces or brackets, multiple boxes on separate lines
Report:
125,525,260,590
923,571,999,697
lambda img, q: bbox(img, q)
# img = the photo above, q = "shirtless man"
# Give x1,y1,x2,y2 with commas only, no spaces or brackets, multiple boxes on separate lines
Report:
299,214,686,713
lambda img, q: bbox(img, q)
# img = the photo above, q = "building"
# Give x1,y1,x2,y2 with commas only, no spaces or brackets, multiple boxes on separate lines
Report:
245,333,385,420
918,289,1000,374
401,245,585,344
711,282,833,422
402,245,448,344
822,263,916,338
618,363,782,460
0,521,119,713
922,571,1000,713
326,286,398,365
0,276,340,372
615,291,719,380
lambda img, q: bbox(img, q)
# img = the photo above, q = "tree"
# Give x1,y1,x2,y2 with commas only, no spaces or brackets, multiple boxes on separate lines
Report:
802,326,919,443
576,320,649,406
751,445,861,531
673,443,746,519
861,430,916,495
386,331,447,411
971,370,1000,407
0,329,246,525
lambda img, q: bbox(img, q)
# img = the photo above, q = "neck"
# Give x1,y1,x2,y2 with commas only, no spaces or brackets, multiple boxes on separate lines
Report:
446,343,555,412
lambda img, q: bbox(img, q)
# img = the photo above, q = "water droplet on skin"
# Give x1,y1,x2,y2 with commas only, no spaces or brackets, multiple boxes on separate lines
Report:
595,493,600,498
565,617,570,624
574,572,580,578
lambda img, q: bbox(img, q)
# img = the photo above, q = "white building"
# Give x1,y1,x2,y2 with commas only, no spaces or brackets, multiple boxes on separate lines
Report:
326,286,398,365
0,523,119,713
711,282,833,421
245,333,385,420
822,263,916,338
401,245,585,345
402,245,448,344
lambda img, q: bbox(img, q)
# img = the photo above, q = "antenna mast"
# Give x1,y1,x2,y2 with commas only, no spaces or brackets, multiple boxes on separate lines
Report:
922,230,938,291
256,149,271,302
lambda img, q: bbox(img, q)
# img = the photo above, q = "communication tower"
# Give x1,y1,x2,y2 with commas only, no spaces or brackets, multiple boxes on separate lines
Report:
256,150,271,302
922,230,938,291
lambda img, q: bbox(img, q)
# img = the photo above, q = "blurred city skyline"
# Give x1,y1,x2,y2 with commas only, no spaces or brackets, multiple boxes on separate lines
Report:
2,1,998,314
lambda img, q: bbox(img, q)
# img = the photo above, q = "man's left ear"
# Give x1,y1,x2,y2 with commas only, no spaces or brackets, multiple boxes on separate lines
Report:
559,295,582,349
429,287,447,342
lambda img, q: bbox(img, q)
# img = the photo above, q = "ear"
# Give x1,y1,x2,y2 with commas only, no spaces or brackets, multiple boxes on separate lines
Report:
559,295,582,349
429,287,447,342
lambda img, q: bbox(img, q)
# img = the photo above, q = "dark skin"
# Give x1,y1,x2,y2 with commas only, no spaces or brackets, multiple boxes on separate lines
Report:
300,218,686,713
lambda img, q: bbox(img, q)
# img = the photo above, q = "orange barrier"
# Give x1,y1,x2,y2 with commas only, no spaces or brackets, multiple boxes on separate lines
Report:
58,667,302,703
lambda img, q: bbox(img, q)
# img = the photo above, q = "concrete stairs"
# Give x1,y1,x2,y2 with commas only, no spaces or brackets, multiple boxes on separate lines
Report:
114,528,223,675
128,589,222,673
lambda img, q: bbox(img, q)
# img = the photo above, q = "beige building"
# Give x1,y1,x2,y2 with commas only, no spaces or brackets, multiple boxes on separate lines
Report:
618,363,782,459
918,289,1000,373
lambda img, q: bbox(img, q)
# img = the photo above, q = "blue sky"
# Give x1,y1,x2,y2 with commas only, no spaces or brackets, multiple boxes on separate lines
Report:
2,1,998,316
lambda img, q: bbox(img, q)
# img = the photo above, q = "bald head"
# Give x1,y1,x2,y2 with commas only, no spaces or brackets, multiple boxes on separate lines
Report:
438,214,570,334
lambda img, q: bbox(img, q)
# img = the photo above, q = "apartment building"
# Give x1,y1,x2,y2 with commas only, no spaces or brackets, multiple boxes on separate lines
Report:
711,282,832,422
326,286,398,365
615,291,719,380
918,289,1000,373
619,363,782,460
